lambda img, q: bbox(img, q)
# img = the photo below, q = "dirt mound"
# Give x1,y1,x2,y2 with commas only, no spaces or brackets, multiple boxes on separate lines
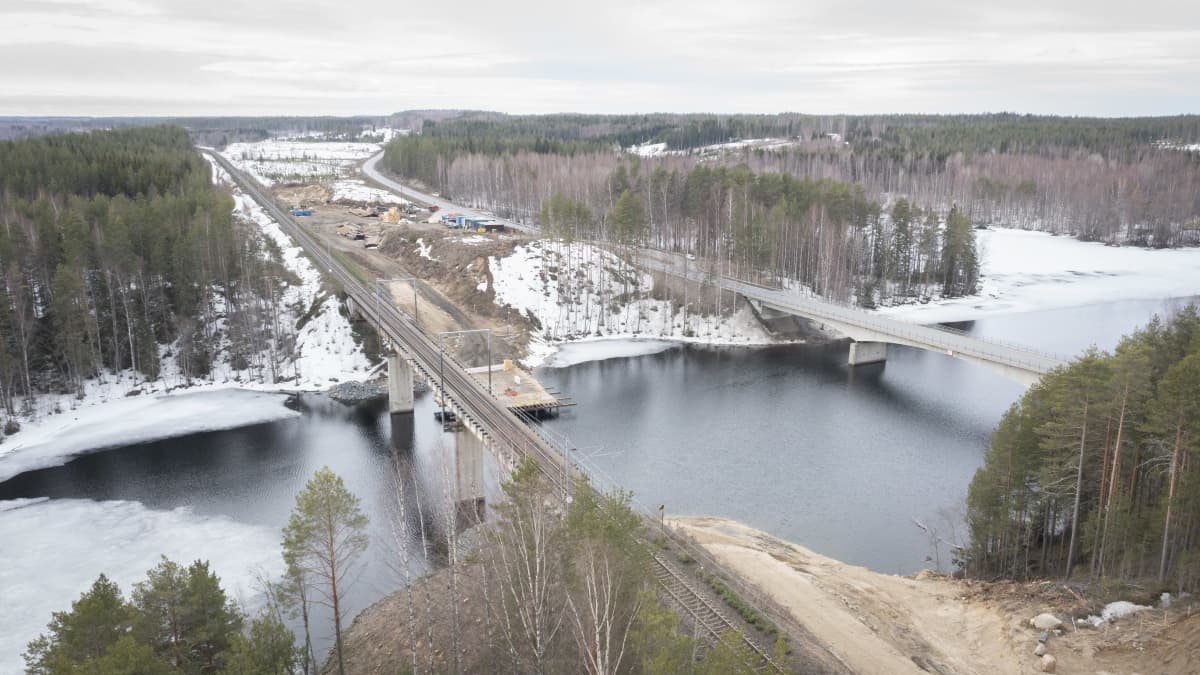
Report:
379,227,523,323
276,184,331,206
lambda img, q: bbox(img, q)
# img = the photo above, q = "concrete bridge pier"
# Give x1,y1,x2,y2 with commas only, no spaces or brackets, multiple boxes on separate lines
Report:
345,296,364,322
455,429,486,530
848,341,888,366
387,353,414,414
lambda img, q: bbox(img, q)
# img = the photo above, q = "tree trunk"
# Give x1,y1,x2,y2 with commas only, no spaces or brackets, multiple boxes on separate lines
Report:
1065,398,1089,580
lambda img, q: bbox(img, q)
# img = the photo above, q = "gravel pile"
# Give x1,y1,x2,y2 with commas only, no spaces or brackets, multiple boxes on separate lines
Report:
326,379,388,404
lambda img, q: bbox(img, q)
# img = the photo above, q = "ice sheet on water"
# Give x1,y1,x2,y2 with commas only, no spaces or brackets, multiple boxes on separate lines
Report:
0,390,298,483
542,339,679,368
0,497,282,674
878,227,1200,323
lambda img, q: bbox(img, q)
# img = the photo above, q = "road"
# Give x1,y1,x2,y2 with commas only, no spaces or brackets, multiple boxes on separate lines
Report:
361,152,536,233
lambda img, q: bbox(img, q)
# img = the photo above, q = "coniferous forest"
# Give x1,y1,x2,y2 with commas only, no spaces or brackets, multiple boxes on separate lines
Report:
966,307,1200,591
0,126,289,417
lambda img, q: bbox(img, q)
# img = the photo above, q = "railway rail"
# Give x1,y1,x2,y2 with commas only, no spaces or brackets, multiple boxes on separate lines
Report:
205,150,784,672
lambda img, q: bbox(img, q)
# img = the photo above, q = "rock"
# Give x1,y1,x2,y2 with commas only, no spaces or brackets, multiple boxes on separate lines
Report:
1038,654,1056,672
1033,643,1046,657
1031,613,1063,630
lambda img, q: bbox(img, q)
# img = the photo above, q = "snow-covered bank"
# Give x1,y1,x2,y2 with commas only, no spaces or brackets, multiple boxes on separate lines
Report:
0,390,298,484
540,338,679,368
878,228,1200,323
0,498,282,674
485,241,785,367
0,156,371,473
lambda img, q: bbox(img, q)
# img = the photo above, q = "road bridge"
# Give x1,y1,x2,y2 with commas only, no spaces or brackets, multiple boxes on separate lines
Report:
639,250,1068,386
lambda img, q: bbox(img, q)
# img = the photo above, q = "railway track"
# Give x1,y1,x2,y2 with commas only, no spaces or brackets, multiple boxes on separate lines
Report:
205,150,785,673
652,553,778,671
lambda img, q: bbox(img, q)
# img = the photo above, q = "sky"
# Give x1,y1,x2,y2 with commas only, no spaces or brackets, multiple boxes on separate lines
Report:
1,0,1198,117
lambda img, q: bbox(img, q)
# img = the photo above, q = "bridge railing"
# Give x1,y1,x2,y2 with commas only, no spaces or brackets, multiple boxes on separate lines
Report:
639,253,1070,371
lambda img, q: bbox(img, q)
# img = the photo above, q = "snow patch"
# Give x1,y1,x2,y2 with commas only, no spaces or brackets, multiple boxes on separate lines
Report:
415,238,436,261
220,139,380,187
0,498,282,674
332,179,409,205
1082,600,1152,627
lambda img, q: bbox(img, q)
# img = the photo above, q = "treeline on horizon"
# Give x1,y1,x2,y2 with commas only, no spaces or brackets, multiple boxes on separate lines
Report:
966,307,1200,591
383,112,1200,261
0,126,294,419
403,111,1200,158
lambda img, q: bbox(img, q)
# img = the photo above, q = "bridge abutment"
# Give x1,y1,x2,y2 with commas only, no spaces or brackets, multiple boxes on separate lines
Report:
848,341,888,366
387,353,414,415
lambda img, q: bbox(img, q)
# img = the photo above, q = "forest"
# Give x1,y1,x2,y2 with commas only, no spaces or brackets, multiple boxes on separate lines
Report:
0,126,294,422
966,307,1200,591
381,113,1200,289
386,137,981,305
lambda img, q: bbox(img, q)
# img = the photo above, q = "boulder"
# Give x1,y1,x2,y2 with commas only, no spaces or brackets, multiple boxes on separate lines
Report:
1039,654,1057,672
1030,613,1063,630
1033,643,1046,657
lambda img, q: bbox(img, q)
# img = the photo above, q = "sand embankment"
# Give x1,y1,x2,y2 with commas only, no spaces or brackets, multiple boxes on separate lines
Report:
673,515,1198,675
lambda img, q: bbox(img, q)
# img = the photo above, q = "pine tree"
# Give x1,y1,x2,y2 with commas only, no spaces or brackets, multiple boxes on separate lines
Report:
24,574,131,674
281,467,369,675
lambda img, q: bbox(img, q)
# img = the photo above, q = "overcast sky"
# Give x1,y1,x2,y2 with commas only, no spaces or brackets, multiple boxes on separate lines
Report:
2,0,1198,117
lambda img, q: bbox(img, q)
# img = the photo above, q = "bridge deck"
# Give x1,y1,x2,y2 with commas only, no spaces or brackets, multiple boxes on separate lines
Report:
638,249,1068,376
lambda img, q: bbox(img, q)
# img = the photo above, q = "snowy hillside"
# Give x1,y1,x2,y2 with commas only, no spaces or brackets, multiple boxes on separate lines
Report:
485,240,780,366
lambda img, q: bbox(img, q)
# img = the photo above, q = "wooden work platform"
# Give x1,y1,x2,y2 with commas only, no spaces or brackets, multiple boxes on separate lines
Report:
465,361,574,418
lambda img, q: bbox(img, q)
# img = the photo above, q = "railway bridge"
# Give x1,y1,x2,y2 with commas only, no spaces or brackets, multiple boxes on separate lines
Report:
205,150,787,671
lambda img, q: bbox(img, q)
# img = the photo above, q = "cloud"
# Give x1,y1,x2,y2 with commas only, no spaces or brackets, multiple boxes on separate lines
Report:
1,0,1197,115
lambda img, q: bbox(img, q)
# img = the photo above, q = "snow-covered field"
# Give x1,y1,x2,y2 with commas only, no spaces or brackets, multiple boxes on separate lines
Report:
878,228,1200,323
331,179,409,205
485,241,781,367
1,498,282,674
628,141,667,157
221,139,381,186
359,127,408,142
